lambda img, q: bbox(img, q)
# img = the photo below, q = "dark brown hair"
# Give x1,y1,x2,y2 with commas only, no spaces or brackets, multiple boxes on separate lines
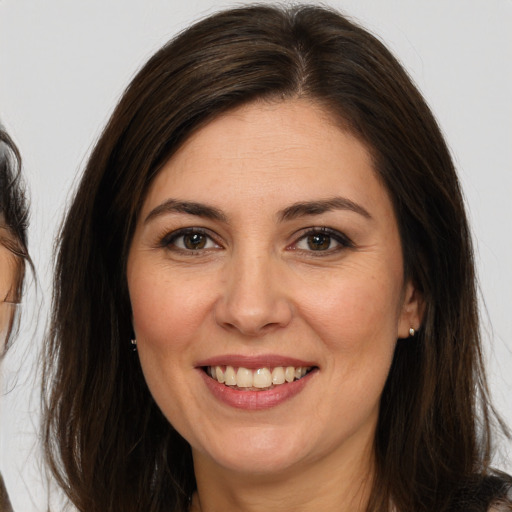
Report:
0,127,30,351
43,5,511,511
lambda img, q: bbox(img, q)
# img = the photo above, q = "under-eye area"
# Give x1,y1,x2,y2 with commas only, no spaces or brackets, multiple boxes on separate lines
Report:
204,365,317,391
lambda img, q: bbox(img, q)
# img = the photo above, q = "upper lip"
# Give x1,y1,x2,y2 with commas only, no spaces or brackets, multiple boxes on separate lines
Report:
196,354,318,369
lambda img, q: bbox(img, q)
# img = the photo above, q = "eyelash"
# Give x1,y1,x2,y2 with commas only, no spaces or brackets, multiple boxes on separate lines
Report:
158,227,354,255
159,228,221,254
291,227,354,255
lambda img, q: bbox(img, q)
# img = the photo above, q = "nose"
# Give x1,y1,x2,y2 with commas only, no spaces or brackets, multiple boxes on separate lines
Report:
214,251,293,337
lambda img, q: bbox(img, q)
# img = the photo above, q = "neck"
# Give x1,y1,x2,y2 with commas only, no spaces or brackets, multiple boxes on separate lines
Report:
190,437,375,512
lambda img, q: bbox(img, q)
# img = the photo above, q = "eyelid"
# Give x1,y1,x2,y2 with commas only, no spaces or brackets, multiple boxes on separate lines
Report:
288,227,354,253
154,225,353,254
159,227,223,251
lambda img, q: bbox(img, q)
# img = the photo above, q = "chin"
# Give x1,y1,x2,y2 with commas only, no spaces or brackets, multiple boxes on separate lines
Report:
210,451,304,476
194,426,315,476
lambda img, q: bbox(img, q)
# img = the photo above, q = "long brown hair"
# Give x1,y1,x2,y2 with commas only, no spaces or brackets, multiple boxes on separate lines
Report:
43,5,510,511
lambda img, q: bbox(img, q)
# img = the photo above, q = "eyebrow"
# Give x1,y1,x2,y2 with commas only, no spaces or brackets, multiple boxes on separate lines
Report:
278,197,372,221
144,196,371,225
144,199,227,224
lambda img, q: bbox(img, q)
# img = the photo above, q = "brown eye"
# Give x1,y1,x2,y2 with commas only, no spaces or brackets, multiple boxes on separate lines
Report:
164,229,220,252
306,233,332,251
183,233,207,250
293,228,353,254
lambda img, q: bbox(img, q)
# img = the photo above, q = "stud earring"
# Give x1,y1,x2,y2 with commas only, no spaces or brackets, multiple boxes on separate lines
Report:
130,338,137,351
409,327,415,337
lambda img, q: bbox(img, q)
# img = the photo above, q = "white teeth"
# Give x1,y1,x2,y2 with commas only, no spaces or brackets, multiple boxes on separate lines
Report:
253,368,272,388
215,366,225,384
225,366,237,385
271,366,285,385
207,365,312,389
236,367,253,388
285,366,295,383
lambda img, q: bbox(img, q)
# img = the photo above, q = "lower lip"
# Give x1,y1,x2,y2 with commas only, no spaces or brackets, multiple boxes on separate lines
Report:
199,369,316,410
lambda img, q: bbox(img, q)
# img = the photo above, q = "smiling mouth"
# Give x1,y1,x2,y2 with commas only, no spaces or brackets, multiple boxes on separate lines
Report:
204,365,315,391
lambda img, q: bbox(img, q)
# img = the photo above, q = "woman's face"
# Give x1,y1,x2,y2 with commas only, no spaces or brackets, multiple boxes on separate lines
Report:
0,238,17,351
127,100,422,477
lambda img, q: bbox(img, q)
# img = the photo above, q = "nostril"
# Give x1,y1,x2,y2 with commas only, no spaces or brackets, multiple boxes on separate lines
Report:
214,298,293,337
220,320,283,337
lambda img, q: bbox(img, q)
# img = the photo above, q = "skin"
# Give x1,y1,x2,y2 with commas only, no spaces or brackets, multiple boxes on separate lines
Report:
0,236,18,352
127,99,423,512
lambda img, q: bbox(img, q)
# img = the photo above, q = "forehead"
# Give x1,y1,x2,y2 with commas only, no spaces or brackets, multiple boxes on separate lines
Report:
140,99,392,220
174,99,365,168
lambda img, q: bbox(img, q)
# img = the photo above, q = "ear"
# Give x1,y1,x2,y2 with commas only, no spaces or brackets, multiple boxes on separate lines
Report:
397,280,425,339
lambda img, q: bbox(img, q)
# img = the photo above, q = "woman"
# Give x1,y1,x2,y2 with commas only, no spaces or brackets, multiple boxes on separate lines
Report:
0,129,28,353
0,128,29,511
43,5,511,512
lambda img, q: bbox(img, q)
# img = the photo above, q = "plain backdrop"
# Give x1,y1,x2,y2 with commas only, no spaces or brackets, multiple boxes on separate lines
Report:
1,0,511,510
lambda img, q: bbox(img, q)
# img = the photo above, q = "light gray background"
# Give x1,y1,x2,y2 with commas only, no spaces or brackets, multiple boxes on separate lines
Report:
1,1,511,510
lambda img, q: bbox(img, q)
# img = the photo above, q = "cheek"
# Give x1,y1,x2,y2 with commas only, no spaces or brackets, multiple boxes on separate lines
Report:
296,262,403,408
297,270,402,433
0,246,18,297
299,270,403,350
128,267,209,423
129,264,214,349
0,307,13,350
